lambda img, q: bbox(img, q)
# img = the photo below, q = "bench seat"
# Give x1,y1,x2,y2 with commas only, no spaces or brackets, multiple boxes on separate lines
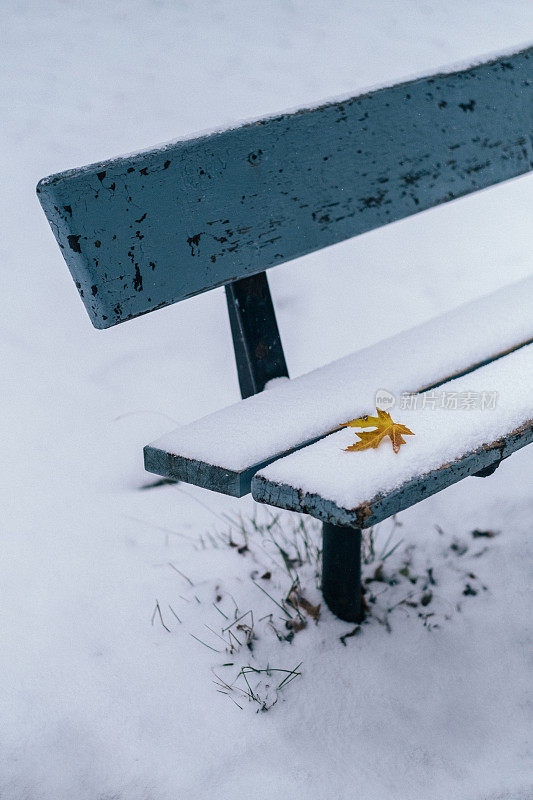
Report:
251,343,533,527
144,276,533,496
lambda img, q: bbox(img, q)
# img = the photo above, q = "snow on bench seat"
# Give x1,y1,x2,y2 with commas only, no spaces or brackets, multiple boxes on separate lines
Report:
144,276,533,496
252,343,533,528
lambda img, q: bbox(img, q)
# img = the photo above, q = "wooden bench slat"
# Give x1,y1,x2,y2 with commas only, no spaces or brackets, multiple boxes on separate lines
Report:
144,276,533,496
37,48,532,329
250,344,533,527
252,420,533,528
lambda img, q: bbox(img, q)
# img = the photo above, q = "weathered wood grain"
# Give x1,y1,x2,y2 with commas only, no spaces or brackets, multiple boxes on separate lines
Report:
251,421,533,528
37,48,532,328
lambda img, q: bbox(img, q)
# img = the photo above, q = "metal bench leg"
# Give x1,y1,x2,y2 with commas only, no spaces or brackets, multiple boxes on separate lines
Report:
225,271,289,399
322,523,364,622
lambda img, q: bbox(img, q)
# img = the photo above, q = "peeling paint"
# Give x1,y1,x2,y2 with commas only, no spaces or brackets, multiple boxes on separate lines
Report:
35,48,532,328
67,234,81,253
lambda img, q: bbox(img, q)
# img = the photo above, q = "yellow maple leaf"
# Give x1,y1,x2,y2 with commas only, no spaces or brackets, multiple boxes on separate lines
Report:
342,407,415,454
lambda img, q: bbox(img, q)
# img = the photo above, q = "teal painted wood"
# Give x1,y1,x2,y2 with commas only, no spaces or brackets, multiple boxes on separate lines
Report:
143,445,253,497
251,421,533,528
143,336,533,497
37,48,532,329
143,429,328,497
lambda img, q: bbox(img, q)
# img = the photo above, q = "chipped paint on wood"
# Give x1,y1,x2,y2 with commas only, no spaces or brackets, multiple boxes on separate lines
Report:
250,421,533,528
143,445,255,497
141,338,533,497
142,426,329,497
37,48,532,329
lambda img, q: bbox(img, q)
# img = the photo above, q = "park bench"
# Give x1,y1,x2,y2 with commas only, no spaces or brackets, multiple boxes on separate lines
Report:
38,47,533,622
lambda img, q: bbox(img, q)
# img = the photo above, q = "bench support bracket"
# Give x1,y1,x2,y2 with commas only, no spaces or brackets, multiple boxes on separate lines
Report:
322,523,364,622
225,271,289,399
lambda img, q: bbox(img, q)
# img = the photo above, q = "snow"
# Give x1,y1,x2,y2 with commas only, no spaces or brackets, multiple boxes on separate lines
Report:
37,41,532,182
149,275,533,473
2,2,533,799
254,343,533,510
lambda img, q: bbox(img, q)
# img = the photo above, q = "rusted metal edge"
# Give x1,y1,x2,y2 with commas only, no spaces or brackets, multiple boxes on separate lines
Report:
251,420,533,528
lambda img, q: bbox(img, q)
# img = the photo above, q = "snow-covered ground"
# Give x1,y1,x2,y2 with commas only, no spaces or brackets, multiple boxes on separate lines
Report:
2,2,532,798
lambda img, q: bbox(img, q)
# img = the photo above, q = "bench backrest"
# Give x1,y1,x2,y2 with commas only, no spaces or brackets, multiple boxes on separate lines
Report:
38,48,532,330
